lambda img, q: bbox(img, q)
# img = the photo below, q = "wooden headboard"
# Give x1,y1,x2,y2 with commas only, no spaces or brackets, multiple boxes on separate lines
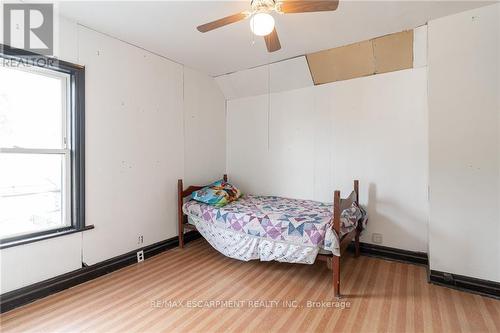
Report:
177,174,227,248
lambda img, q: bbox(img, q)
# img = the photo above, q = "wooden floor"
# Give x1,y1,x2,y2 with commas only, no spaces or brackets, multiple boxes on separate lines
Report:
1,239,499,333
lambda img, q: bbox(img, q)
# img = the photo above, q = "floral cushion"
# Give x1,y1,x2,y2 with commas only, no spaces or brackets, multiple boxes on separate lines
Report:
191,180,242,207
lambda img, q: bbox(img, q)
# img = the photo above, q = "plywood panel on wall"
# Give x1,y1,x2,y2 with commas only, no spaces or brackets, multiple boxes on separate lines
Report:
373,30,413,74
307,30,414,85
307,40,375,85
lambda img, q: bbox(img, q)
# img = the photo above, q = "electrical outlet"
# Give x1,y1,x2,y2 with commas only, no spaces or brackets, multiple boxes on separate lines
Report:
372,233,383,244
137,250,144,263
138,235,144,245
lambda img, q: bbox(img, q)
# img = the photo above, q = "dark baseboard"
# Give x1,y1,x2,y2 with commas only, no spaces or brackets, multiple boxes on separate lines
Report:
3,234,498,312
348,242,428,265
429,270,500,299
350,242,499,299
0,231,200,313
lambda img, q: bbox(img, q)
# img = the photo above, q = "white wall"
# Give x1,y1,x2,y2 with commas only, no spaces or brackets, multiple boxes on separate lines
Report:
184,67,226,185
0,233,82,294
0,17,226,292
227,68,429,253
79,26,185,264
428,3,500,282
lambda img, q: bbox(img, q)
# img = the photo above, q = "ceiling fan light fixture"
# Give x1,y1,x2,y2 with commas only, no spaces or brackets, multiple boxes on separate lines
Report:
196,0,340,53
249,12,275,36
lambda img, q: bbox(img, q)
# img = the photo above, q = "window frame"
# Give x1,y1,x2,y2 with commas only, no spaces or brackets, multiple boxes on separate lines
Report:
0,44,89,249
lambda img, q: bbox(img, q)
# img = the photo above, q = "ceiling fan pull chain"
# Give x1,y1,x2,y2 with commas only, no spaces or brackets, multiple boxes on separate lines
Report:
252,18,255,45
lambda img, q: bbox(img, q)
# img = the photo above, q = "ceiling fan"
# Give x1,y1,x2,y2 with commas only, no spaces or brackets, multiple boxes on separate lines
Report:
196,0,339,53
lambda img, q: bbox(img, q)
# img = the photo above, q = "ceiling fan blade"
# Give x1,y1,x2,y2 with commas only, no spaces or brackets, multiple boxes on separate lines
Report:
264,28,281,52
279,0,339,14
197,12,249,33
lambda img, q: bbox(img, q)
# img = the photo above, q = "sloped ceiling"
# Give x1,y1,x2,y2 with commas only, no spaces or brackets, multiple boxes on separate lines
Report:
215,56,313,99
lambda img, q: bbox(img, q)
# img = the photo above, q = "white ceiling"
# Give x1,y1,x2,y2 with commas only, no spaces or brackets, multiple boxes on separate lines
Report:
59,1,492,76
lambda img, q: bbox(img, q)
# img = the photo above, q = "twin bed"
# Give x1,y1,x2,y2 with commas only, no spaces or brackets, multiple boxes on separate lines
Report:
177,175,366,298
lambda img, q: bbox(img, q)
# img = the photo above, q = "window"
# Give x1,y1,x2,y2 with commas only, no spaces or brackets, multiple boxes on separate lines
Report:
0,47,86,247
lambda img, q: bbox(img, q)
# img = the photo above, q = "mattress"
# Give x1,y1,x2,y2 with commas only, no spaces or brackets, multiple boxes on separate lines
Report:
183,195,364,264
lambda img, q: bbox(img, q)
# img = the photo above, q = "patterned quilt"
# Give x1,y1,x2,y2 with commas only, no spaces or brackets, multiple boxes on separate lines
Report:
183,195,363,252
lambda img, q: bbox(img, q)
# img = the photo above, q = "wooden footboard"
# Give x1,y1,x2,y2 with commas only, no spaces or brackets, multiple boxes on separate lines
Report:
318,179,361,299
